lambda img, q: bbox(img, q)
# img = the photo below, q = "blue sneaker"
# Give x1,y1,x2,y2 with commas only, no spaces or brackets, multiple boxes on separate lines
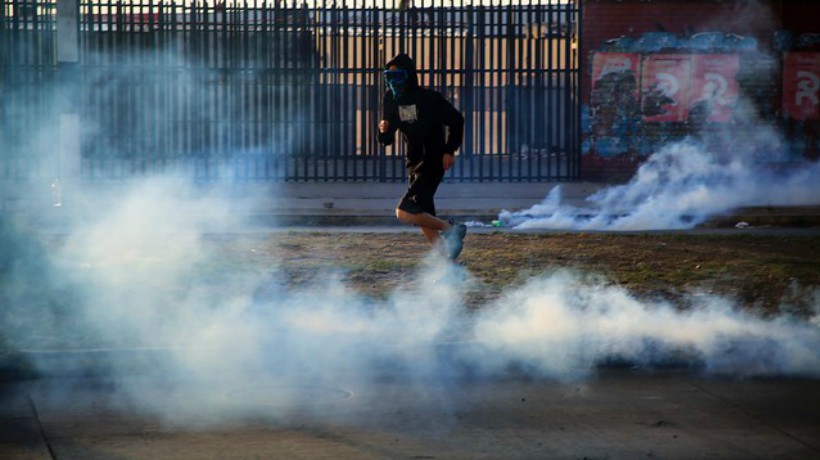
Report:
442,222,467,260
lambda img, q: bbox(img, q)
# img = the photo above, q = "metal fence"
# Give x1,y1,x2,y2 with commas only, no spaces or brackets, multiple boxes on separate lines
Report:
1,0,580,182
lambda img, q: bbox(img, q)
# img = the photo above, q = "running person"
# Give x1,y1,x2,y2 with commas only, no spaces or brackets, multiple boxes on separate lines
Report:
378,53,467,260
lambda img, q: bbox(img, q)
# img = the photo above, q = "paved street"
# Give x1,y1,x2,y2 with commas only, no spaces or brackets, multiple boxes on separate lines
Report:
2,368,820,459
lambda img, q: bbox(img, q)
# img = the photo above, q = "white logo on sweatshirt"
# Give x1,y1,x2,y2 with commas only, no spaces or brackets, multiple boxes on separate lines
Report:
399,105,418,123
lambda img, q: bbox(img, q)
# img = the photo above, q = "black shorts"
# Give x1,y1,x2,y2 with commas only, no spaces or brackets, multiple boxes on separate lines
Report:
397,168,445,216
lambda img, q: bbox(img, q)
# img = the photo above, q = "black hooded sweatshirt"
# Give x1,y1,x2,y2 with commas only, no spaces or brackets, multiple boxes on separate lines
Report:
378,53,465,174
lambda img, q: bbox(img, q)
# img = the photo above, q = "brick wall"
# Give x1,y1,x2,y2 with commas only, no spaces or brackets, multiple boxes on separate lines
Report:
579,0,820,181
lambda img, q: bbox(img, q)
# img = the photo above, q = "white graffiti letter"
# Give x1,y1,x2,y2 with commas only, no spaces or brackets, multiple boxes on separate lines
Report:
703,73,730,104
655,73,680,98
796,70,820,106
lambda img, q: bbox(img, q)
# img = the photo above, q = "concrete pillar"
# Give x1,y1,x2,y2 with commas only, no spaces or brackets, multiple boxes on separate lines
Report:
56,0,80,205
1,1,7,117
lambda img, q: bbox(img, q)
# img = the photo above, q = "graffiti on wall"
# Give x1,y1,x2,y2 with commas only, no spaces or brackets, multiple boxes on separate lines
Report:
784,52,820,120
637,54,741,124
589,51,742,157
586,30,820,166
588,27,820,162
783,52,820,160
641,54,692,122
690,54,740,123
590,53,640,156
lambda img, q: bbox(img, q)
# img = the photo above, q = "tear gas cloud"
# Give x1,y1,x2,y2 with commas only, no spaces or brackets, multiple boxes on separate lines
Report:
3,176,820,426
500,139,820,231
1,43,819,427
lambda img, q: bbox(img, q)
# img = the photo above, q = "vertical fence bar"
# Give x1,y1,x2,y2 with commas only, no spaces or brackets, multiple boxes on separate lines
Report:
275,0,284,179
387,0,395,182
462,0,472,180
290,0,297,180
534,0,542,180
477,2,484,181
508,0,515,181
4,0,13,176
3,0,9,177
341,0,349,181
389,0,397,181
294,0,302,181
345,0,353,180
527,0,534,180
241,0,249,181
1,0,5,168
491,0,499,180
315,0,323,181
355,0,363,180
274,0,282,179
560,0,568,178
512,0,520,181
349,0,355,180
549,0,557,178
488,0,494,181
376,0,384,181
331,0,338,181
480,1,488,181
572,0,580,179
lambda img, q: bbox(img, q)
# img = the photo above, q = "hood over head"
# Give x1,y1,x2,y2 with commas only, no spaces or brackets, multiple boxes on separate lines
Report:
386,53,419,89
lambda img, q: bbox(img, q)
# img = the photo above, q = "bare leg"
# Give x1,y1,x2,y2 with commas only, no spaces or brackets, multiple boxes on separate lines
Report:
420,226,441,244
396,208,452,245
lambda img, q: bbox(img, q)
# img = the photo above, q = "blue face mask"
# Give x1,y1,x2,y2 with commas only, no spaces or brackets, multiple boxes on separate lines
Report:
384,69,408,98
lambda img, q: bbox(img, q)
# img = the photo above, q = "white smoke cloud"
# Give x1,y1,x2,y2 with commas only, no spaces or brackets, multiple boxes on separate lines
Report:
500,140,820,231
3,175,819,427
468,271,820,379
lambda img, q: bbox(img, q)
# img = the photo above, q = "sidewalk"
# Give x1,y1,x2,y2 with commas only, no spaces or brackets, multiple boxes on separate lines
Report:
3,180,820,228
237,182,820,228
249,182,604,226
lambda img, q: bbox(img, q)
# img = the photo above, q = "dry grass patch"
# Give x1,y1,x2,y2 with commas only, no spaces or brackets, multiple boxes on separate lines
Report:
206,232,820,315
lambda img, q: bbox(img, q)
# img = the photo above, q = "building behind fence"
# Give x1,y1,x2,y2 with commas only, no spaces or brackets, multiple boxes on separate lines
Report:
1,0,580,182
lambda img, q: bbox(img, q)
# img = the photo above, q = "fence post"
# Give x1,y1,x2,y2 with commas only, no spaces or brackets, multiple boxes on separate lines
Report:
1,1,6,126
56,0,80,204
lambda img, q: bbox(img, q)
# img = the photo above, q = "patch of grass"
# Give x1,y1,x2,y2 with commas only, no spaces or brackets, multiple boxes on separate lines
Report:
227,232,820,315
29,231,820,317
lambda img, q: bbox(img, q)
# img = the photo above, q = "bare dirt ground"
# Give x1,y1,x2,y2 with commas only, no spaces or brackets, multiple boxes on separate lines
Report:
205,231,820,316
